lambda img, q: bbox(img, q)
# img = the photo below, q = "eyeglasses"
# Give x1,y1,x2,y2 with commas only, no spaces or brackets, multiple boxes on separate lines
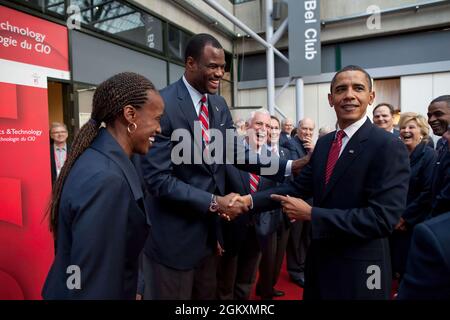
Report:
51,131,67,134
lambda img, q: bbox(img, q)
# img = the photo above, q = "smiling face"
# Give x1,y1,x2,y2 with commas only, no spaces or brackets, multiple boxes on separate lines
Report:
247,112,271,150
428,101,450,136
328,70,375,129
50,125,68,145
185,44,225,94
269,118,280,144
373,105,394,132
400,119,422,151
131,90,164,155
282,119,294,135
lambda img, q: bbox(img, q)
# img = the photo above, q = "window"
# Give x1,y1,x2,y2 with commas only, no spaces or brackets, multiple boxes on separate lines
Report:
168,24,191,61
12,0,65,17
71,0,163,52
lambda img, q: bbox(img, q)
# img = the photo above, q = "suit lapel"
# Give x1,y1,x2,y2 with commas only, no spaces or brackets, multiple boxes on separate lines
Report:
321,119,372,201
208,95,221,131
239,171,251,194
176,79,199,136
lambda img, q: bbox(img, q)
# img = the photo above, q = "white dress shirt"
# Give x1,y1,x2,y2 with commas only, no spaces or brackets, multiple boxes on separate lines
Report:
337,115,368,158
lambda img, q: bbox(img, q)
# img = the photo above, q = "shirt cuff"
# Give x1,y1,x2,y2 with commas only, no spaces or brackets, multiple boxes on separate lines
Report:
284,160,293,176
250,195,254,209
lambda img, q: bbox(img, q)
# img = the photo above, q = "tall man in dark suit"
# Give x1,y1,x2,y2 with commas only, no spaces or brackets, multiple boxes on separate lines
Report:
231,65,410,299
217,109,280,300
286,117,315,287
256,115,292,299
140,34,300,300
427,95,450,217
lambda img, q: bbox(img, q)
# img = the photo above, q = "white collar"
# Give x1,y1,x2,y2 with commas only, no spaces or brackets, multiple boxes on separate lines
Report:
337,115,368,140
182,75,206,108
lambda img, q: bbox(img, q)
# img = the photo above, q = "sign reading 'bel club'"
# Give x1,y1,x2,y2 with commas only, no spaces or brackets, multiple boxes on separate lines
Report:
289,0,321,77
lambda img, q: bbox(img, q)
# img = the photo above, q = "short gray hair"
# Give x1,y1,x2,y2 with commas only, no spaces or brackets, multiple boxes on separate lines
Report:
247,108,271,124
50,122,67,132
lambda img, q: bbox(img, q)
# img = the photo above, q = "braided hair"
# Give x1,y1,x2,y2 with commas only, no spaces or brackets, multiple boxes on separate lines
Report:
47,72,155,236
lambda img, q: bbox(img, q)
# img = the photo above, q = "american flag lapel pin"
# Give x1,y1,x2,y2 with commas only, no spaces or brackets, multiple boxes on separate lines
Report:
349,149,354,154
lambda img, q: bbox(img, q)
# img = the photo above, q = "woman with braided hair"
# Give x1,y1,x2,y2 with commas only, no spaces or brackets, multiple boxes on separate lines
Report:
42,72,164,299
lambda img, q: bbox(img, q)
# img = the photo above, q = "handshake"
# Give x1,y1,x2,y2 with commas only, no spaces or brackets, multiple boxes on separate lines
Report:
215,193,252,221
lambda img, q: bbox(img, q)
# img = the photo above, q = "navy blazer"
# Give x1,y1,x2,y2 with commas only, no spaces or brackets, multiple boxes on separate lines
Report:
279,133,292,151
402,142,436,226
141,78,287,270
222,144,290,255
430,141,450,217
42,129,150,299
398,211,450,299
288,136,308,159
253,118,410,299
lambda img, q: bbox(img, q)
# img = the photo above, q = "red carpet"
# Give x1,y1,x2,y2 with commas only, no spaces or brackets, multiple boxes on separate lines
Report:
250,257,303,300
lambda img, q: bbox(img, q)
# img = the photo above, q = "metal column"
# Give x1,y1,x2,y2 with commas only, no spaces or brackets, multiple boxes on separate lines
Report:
295,78,304,123
266,0,275,115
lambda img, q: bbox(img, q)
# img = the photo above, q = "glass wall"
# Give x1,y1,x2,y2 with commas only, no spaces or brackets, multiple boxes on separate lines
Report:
71,0,163,52
14,0,65,16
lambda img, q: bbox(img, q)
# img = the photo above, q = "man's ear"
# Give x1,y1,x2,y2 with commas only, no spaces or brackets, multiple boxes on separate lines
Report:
123,105,137,123
328,93,333,108
369,90,376,105
186,56,196,72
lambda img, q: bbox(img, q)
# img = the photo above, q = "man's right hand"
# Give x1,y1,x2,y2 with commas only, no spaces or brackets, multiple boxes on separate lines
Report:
217,193,249,221
291,153,311,176
228,194,252,211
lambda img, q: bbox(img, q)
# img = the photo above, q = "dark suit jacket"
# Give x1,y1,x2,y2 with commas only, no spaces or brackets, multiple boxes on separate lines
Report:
279,132,292,151
398,211,450,299
252,118,410,299
390,142,436,275
288,136,308,159
393,128,400,138
430,141,450,217
222,144,290,255
50,141,70,184
42,129,150,299
402,142,436,226
141,78,287,270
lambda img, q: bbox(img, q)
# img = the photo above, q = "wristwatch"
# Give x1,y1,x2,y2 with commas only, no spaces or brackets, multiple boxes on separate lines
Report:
209,195,219,213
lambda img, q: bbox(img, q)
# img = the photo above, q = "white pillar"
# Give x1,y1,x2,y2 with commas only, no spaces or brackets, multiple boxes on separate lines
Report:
295,78,304,123
266,0,275,115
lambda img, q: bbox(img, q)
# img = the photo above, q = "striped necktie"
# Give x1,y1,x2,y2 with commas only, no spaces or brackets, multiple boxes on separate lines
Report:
249,173,260,193
199,95,209,146
325,130,346,185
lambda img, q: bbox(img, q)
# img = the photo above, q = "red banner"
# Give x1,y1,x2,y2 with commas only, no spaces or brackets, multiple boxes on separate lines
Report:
0,5,69,71
0,5,69,299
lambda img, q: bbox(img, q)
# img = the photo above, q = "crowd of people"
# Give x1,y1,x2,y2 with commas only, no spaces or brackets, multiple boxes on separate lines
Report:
42,33,450,300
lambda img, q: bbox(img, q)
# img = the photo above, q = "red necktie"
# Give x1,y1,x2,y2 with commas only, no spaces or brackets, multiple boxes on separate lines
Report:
325,130,346,185
249,173,260,193
199,95,209,146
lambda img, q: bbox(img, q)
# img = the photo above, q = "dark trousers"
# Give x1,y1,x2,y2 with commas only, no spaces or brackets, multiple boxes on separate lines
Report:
257,220,290,299
216,226,261,300
143,252,218,300
286,220,311,281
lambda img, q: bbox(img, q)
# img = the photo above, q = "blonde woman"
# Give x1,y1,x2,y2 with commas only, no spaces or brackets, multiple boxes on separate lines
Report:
390,112,436,285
